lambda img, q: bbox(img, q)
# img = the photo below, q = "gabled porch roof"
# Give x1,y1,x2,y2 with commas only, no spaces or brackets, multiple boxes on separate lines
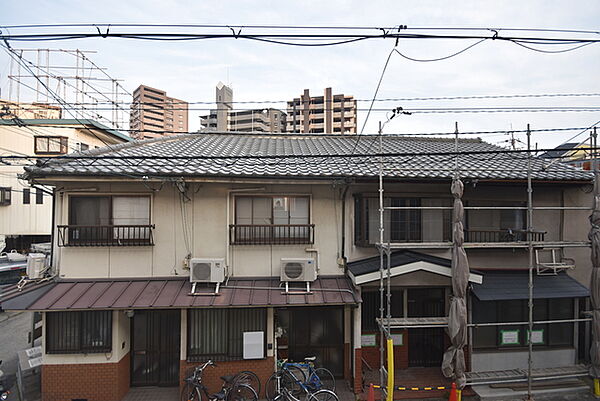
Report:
347,250,483,285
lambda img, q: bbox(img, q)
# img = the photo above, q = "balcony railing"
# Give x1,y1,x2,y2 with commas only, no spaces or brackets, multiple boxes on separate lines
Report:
57,225,155,247
464,229,546,243
229,224,315,245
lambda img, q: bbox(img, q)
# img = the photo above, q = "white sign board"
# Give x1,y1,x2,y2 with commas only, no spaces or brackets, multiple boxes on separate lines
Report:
361,334,377,347
527,329,544,345
243,331,264,359
500,330,520,346
391,333,404,346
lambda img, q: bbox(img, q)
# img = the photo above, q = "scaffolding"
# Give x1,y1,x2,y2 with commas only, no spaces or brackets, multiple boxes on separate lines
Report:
375,124,597,400
6,48,130,130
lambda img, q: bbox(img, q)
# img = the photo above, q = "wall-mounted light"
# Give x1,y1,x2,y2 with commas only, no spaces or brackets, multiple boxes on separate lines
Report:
125,309,135,318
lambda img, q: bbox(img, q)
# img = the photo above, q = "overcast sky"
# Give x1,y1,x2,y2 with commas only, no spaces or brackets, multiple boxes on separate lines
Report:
1,0,599,149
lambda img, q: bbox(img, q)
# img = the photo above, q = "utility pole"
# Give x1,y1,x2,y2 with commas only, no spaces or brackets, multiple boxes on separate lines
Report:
526,124,534,401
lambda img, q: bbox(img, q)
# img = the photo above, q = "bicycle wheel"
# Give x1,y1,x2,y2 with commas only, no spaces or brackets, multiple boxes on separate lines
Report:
306,389,339,401
180,382,202,401
230,383,258,401
265,372,281,401
282,366,306,396
308,368,335,392
234,370,261,397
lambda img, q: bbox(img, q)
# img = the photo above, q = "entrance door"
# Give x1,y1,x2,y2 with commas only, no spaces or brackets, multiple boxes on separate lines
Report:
131,309,181,387
283,307,344,377
407,288,445,367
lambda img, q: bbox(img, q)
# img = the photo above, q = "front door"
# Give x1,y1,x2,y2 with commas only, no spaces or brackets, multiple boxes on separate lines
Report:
280,307,345,377
131,309,181,387
407,288,445,367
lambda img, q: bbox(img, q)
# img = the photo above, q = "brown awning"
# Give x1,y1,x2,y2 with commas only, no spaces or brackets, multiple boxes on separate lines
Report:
1,276,360,311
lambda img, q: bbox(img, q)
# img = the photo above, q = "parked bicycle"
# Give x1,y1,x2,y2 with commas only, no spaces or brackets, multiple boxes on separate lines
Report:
266,357,336,401
181,360,259,401
266,371,338,401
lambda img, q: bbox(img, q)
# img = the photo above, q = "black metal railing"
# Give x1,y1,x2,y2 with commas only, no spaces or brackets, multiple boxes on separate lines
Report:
229,224,315,245
464,229,545,243
57,225,155,247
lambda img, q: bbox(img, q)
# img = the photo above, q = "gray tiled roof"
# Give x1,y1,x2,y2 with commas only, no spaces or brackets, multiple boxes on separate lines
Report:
25,133,594,182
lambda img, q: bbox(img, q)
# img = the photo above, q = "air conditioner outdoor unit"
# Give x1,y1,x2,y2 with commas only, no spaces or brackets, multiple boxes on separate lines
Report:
189,258,225,283
27,253,46,279
280,258,317,282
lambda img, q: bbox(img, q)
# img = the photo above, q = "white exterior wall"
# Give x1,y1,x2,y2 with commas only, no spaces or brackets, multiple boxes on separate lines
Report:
55,182,344,278
52,180,592,284
0,124,128,238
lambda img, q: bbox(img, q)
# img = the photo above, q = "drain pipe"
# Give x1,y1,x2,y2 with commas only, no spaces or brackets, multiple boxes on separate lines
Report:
340,183,350,272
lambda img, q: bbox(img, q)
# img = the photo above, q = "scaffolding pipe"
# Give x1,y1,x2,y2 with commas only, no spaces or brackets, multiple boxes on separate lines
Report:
378,120,385,391
526,124,534,401
383,206,591,211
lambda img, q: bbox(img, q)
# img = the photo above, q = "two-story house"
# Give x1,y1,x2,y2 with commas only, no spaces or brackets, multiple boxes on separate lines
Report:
0,132,593,401
0,119,131,252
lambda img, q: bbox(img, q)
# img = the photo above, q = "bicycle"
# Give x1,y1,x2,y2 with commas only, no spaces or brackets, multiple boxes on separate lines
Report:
181,360,259,401
266,357,336,401
266,372,339,401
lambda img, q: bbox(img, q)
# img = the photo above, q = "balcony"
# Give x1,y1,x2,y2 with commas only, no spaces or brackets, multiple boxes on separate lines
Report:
464,229,545,243
229,224,315,245
57,225,155,247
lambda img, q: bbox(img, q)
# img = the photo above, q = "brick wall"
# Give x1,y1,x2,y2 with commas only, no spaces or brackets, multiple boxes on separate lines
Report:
361,330,409,370
180,357,275,398
42,353,130,401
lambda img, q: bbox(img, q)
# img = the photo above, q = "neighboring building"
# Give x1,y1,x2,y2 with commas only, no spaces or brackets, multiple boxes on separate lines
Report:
286,88,357,134
1,134,593,400
0,119,131,252
130,85,189,140
541,141,596,170
0,99,62,120
200,82,286,133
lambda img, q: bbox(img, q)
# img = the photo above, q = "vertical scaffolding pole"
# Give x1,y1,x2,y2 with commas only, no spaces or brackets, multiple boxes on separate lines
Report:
526,124,534,401
379,120,385,390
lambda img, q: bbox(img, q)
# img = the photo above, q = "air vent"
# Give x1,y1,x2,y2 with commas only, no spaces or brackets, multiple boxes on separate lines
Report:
284,262,304,279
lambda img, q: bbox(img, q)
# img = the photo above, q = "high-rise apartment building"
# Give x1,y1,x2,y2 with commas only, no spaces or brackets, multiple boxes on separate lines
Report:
200,82,286,133
130,85,189,140
286,88,357,134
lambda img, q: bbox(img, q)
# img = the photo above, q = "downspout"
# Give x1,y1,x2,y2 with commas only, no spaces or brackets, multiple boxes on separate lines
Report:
49,188,56,269
340,183,350,272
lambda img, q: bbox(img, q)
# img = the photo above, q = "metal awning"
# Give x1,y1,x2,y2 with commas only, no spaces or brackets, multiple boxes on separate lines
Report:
347,250,482,285
0,275,360,311
472,271,589,301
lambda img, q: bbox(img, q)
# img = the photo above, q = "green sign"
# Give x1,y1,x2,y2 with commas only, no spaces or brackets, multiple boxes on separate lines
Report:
500,329,520,345
527,329,544,345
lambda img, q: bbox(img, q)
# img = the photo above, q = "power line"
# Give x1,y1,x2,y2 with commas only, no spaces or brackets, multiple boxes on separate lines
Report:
8,92,600,106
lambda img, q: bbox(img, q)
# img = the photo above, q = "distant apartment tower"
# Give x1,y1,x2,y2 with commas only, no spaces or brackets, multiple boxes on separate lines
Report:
200,82,286,133
130,85,189,140
286,88,357,134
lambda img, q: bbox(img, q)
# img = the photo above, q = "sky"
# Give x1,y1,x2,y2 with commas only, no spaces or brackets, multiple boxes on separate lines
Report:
1,0,599,150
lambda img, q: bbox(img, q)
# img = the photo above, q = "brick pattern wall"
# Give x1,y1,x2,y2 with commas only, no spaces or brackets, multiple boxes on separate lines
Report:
180,357,275,398
361,330,409,370
42,353,130,401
